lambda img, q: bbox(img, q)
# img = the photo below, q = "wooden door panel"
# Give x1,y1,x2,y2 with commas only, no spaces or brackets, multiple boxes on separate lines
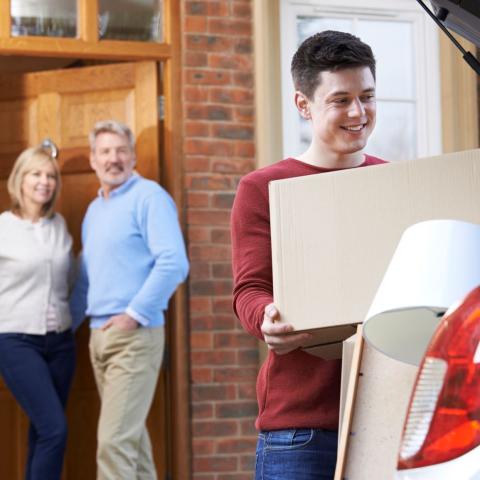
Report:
0,61,166,480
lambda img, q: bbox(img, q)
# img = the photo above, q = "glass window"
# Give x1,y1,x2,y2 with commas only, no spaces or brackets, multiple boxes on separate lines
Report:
99,0,163,42
11,0,77,38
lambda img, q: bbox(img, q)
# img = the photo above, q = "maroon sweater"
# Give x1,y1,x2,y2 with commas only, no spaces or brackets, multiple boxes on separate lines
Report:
231,156,387,431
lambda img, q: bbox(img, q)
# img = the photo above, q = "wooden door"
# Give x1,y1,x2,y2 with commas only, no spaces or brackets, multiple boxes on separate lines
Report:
0,61,168,479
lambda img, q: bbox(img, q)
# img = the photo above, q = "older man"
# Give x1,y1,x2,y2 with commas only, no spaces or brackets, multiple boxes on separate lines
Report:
71,120,189,480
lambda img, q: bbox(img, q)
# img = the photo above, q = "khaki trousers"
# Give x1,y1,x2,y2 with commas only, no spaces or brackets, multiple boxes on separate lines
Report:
89,326,164,480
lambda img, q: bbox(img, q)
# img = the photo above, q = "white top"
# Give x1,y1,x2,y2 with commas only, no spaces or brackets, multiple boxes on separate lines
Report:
0,211,73,334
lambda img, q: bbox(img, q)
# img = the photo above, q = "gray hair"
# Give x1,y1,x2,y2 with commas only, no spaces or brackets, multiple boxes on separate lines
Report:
89,120,136,152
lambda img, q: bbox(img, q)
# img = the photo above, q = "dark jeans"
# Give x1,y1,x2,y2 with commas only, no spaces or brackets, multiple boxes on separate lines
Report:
0,330,76,480
255,428,338,480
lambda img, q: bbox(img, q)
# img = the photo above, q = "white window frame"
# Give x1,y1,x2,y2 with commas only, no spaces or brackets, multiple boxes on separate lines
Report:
279,0,442,161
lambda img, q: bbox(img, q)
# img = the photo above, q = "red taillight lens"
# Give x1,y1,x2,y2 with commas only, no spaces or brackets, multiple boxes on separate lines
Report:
398,286,480,469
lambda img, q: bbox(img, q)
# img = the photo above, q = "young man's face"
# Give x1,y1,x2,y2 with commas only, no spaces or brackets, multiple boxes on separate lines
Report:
296,66,376,157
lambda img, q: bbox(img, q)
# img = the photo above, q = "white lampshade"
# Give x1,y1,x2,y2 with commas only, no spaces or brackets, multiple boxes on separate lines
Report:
363,219,480,365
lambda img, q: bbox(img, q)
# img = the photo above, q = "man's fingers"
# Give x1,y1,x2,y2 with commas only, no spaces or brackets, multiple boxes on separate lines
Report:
265,303,279,320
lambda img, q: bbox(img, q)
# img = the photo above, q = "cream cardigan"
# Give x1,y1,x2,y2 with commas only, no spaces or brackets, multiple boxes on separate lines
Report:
0,211,73,334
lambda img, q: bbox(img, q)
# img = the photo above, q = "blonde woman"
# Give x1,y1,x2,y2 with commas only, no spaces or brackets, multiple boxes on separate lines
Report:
0,144,75,480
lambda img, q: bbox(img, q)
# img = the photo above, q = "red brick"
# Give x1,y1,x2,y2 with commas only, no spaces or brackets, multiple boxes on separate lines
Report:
209,53,253,70
234,38,253,55
185,156,211,172
211,229,232,244
213,297,234,314
185,139,235,157
232,2,252,18
216,437,257,454
186,1,230,17
188,226,211,243
189,296,212,314
185,15,208,33
186,122,211,138
237,382,257,400
188,261,211,280
191,332,214,349
191,367,214,384
214,332,258,349
186,173,233,190
190,314,236,331
212,125,254,140
185,86,209,102
194,456,238,473
234,107,255,123
234,141,255,157
208,19,252,36
240,454,255,471
190,245,231,261
188,210,232,226
185,51,208,68
211,192,235,209
215,401,258,418
193,438,215,456
186,69,232,86
190,279,233,296
213,367,258,383
209,87,253,105
240,419,257,436
193,419,239,437
212,263,233,278
237,349,259,367
218,474,252,480
211,158,255,174
191,350,236,365
186,34,233,52
192,384,236,402
193,474,215,480
187,192,210,208
233,71,254,87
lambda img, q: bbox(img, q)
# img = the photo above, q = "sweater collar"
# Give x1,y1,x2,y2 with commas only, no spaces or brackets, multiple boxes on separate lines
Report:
97,173,139,199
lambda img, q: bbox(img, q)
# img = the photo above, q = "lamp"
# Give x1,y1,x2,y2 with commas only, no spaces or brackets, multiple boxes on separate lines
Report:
363,219,480,365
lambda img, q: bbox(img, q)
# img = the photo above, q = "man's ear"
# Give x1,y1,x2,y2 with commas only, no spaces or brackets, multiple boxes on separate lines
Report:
294,91,311,120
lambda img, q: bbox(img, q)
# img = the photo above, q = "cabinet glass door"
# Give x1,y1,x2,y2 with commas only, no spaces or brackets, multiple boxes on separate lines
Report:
99,0,163,42
11,0,77,38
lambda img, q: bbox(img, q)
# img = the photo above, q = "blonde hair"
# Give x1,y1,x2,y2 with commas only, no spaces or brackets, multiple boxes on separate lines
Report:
7,147,61,219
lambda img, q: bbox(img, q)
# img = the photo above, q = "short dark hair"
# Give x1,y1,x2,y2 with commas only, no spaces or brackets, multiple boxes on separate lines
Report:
291,30,376,99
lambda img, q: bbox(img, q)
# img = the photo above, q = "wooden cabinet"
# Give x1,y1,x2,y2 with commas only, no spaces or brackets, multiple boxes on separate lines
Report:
0,0,175,61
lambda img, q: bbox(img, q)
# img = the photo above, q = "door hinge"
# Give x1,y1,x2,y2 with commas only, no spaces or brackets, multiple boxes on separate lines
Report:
158,95,165,121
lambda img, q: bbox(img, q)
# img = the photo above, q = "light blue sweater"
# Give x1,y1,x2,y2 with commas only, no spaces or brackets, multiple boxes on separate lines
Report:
70,174,189,329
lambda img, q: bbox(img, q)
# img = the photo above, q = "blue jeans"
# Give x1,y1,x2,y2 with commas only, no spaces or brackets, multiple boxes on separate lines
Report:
0,330,75,480
255,429,338,480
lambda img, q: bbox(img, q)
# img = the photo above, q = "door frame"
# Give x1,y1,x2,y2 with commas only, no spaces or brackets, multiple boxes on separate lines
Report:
0,1,190,478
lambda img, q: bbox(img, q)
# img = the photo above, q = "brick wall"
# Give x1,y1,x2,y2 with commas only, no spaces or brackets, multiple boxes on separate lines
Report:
182,1,259,478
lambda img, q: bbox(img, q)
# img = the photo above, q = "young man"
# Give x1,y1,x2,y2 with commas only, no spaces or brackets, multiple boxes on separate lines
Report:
70,120,189,480
231,31,387,479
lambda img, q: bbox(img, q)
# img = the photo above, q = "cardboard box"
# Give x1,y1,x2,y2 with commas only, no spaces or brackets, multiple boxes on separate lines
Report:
269,149,480,346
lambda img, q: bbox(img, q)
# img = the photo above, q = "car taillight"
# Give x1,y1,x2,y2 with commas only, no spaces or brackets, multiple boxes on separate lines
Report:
398,285,480,470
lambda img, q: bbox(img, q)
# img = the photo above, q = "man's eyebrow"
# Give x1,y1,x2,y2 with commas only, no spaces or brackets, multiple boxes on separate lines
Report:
329,87,376,96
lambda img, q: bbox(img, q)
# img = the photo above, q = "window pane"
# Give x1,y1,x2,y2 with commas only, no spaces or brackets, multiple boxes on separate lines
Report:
367,101,417,161
11,0,76,38
297,16,353,44
99,0,163,42
358,20,415,99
